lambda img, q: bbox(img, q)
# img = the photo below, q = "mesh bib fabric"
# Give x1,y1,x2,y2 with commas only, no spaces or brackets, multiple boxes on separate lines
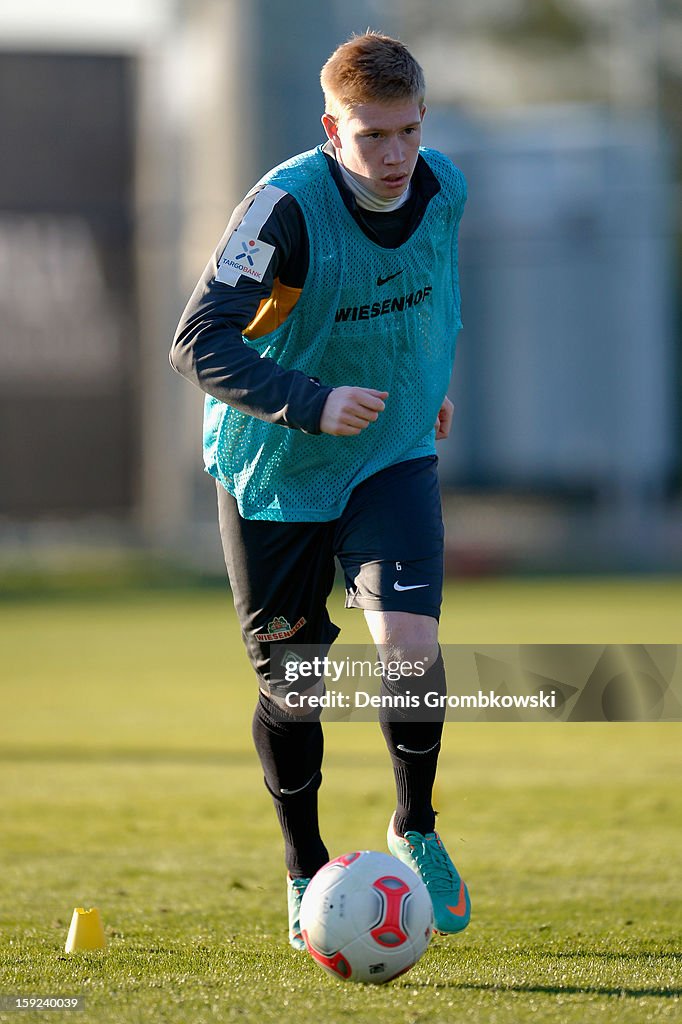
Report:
204,146,467,521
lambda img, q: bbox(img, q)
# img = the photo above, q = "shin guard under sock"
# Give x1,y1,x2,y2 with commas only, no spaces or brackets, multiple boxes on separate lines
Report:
251,692,329,878
379,650,447,837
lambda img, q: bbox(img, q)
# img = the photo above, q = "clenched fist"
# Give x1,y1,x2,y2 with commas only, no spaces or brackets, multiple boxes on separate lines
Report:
319,387,389,436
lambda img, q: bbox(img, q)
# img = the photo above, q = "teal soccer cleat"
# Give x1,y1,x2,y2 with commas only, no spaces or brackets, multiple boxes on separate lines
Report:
387,813,471,934
287,874,311,950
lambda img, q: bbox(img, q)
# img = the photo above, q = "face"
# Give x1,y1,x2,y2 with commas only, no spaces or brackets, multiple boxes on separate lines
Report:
322,99,426,199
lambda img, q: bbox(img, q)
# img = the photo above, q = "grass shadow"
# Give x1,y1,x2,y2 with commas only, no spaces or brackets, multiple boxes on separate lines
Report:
404,980,680,998
0,746,248,766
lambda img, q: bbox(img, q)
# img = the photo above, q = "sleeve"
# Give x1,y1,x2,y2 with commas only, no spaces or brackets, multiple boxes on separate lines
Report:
169,184,333,435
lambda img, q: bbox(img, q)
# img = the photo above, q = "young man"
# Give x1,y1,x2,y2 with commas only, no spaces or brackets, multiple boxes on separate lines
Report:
171,31,470,948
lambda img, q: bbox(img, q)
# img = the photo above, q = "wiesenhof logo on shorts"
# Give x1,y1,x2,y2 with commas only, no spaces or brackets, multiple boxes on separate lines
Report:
254,616,306,642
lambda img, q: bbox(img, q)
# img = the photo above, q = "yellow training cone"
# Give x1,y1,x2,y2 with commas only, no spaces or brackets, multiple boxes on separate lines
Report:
64,907,106,952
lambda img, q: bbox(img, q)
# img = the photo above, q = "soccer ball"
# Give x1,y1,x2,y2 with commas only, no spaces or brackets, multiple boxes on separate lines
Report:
299,850,433,984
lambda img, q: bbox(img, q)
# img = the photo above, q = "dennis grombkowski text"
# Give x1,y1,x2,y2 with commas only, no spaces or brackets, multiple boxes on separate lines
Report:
281,657,557,712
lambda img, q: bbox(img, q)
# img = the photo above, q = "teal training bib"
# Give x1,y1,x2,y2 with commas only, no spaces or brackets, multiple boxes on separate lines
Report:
204,146,467,521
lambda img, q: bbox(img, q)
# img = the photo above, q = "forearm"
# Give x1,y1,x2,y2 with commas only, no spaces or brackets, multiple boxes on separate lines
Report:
170,313,332,434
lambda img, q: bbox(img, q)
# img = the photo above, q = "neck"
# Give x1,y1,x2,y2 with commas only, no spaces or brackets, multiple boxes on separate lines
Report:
336,156,411,213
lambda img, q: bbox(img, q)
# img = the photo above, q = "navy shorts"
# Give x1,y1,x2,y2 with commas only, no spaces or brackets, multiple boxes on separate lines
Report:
217,456,444,691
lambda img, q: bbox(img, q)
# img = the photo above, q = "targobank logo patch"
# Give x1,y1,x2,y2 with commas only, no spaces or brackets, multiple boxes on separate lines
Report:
216,228,275,286
235,238,260,265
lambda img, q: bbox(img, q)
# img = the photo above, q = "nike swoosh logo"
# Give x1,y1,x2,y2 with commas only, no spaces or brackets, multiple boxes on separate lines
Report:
393,582,430,591
397,741,440,756
280,772,318,796
446,882,469,918
377,270,403,286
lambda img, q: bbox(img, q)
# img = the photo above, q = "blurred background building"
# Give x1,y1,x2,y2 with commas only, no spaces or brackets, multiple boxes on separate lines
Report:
0,0,680,575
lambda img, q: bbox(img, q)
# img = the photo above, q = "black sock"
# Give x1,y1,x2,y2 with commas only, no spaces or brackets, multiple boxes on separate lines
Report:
251,692,329,878
379,650,447,836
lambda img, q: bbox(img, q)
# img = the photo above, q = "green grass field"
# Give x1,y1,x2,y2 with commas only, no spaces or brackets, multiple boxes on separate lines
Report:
1,577,680,1024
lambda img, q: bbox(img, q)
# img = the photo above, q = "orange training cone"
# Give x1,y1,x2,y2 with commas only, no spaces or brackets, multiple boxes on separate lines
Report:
64,907,106,952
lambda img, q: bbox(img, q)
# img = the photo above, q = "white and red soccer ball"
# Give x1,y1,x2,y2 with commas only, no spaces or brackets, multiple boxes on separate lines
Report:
299,850,433,984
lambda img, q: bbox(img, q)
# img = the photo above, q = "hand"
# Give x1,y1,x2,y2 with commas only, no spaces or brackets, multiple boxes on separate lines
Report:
434,396,454,440
319,387,389,436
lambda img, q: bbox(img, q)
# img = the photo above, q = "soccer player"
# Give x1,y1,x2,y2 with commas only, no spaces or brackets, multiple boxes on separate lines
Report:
171,31,470,948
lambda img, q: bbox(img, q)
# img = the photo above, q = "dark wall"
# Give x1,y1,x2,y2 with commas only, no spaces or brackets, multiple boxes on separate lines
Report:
0,51,137,517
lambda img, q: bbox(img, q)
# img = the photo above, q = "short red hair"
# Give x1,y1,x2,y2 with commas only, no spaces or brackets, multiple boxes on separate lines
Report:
321,31,425,116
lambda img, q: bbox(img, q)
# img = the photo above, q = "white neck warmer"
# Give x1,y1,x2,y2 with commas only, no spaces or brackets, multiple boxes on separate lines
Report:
336,156,411,213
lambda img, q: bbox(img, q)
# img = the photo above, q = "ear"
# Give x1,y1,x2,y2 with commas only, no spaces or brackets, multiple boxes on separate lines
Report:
321,113,341,149
420,104,427,121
